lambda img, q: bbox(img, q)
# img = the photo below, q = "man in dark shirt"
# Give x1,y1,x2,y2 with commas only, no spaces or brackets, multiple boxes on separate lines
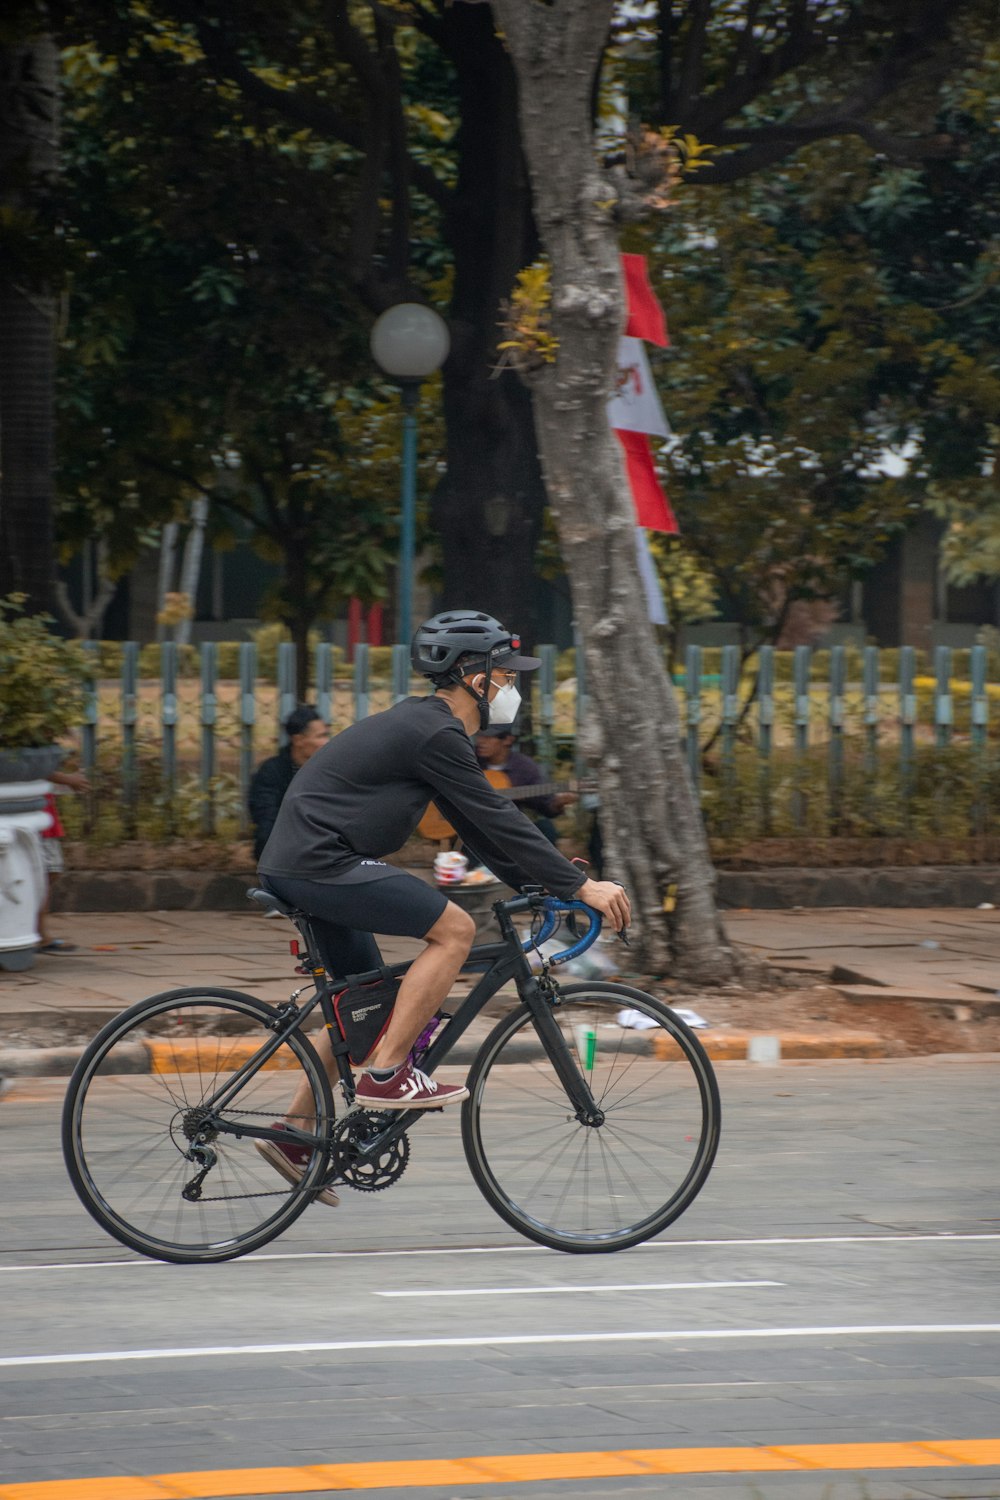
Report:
256,611,630,1196
248,705,327,859
475,727,577,845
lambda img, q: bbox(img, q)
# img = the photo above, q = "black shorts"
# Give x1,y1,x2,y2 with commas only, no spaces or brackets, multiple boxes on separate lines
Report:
261,871,448,979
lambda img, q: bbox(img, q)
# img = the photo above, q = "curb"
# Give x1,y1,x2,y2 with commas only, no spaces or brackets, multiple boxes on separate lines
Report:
0,1029,888,1079
653,1030,887,1061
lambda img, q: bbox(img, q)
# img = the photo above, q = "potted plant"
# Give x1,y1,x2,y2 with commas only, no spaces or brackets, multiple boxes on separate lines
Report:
0,594,89,780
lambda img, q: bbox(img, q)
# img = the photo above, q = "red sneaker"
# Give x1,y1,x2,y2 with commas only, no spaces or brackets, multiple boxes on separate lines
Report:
355,1061,469,1111
254,1123,340,1206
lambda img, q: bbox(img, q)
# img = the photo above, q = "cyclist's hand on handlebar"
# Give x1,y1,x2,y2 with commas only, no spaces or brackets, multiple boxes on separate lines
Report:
576,878,631,932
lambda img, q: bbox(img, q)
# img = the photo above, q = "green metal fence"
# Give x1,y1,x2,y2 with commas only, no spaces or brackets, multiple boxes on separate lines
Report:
67,641,999,844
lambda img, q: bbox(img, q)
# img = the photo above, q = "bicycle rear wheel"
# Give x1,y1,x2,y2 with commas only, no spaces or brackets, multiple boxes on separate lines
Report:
462,981,720,1253
62,988,334,1264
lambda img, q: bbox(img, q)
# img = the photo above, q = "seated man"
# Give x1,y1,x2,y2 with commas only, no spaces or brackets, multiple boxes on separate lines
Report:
475,727,577,846
255,610,630,1203
248,704,327,861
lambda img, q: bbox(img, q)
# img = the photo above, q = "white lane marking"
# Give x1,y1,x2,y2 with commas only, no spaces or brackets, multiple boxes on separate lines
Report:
374,1280,783,1297
1,1233,997,1272
4,1324,1000,1368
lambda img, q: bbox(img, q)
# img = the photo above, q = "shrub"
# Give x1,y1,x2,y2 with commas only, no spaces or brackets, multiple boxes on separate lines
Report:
0,596,90,748
136,643,200,678
249,623,322,679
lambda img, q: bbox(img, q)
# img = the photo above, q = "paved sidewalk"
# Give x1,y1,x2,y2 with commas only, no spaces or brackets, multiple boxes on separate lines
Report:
726,906,1000,1009
2,904,994,1073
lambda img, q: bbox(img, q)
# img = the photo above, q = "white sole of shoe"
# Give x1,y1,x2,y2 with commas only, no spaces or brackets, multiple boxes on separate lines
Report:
354,1086,470,1111
254,1138,340,1207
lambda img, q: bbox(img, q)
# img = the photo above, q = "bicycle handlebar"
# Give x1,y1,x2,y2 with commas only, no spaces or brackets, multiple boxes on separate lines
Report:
502,894,602,966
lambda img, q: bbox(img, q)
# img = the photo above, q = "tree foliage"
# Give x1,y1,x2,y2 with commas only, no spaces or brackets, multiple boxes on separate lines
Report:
0,2,60,613
626,0,978,183
622,14,1000,644
44,0,1000,677
55,12,446,673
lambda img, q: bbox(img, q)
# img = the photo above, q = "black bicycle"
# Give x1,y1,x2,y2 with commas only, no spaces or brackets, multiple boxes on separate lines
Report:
62,888,720,1264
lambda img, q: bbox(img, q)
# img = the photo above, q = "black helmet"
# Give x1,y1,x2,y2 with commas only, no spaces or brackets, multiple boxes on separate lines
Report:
411,610,540,684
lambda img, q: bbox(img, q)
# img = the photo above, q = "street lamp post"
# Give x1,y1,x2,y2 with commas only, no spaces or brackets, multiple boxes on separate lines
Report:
370,303,450,648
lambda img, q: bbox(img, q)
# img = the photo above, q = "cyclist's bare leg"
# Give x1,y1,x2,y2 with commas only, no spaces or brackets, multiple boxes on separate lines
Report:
282,1026,339,1131
366,902,475,1070
280,901,474,1125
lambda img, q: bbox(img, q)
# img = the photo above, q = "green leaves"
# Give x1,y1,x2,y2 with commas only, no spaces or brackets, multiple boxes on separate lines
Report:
858,168,931,225
0,596,90,749
623,50,1000,635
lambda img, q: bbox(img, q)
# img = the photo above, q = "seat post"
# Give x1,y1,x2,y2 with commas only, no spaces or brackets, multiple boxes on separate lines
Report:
295,915,330,979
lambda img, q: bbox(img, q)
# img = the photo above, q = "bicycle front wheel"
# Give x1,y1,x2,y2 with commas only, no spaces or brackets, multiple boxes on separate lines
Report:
462,981,720,1253
62,987,335,1264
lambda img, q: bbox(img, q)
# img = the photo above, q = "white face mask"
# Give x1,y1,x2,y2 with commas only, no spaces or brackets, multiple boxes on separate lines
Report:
488,681,521,726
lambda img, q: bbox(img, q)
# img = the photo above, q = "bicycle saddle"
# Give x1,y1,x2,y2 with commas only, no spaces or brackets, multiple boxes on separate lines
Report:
246,886,299,917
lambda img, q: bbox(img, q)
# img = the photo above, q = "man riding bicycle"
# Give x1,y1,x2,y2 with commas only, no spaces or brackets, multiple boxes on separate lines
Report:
256,610,630,1202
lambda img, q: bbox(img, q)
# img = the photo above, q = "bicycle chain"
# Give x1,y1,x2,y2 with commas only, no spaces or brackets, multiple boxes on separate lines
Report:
175,1106,336,1203
180,1109,409,1202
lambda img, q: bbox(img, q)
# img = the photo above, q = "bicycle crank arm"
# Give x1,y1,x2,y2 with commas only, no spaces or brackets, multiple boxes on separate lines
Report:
349,1109,418,1160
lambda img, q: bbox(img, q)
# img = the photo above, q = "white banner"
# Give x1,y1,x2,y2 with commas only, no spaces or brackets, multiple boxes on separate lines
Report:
607,336,671,439
635,527,669,626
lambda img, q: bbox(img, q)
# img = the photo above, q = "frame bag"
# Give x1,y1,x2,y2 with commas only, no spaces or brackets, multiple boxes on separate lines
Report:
333,973,401,1065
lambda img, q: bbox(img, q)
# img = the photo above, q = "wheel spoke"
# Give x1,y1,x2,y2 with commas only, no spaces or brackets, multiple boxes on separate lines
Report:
466,988,719,1250
519,1123,585,1200
595,1131,623,1231
598,1117,702,1167
65,991,331,1263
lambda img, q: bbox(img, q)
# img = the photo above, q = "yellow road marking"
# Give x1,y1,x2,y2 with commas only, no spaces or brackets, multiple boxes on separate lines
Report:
2,1439,1000,1498
767,1442,954,1470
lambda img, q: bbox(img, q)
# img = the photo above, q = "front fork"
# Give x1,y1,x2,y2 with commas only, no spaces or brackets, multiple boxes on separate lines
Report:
523,975,604,1126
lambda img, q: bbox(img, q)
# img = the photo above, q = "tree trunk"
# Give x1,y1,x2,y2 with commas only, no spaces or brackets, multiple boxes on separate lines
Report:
156,521,179,642
282,541,312,698
493,0,736,981
432,5,548,643
175,496,208,646
0,30,58,614
53,537,116,638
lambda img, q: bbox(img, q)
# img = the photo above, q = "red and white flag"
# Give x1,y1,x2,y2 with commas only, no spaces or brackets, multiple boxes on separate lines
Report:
608,255,676,621
608,336,670,438
621,253,669,347
609,262,677,537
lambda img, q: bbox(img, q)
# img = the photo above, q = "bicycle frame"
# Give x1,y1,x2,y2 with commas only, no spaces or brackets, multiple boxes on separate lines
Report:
199,897,604,1173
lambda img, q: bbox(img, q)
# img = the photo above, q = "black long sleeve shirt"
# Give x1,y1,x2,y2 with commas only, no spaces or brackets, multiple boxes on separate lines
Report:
259,695,586,902
247,746,297,859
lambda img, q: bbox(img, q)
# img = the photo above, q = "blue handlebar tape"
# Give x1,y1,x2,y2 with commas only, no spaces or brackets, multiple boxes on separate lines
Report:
521,898,602,964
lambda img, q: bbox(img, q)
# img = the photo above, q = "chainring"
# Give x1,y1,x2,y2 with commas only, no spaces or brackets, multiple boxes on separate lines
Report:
329,1109,409,1193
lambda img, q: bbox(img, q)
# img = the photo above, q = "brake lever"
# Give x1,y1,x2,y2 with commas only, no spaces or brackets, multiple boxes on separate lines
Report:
617,926,630,947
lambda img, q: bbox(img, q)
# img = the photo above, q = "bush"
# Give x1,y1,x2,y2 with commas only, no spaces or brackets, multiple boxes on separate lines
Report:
360,645,396,678
135,643,201,678
703,740,1000,845
248,623,321,679
0,596,90,748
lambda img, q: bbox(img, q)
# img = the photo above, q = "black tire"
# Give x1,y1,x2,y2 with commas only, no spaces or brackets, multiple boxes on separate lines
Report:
62,987,335,1264
461,981,720,1253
